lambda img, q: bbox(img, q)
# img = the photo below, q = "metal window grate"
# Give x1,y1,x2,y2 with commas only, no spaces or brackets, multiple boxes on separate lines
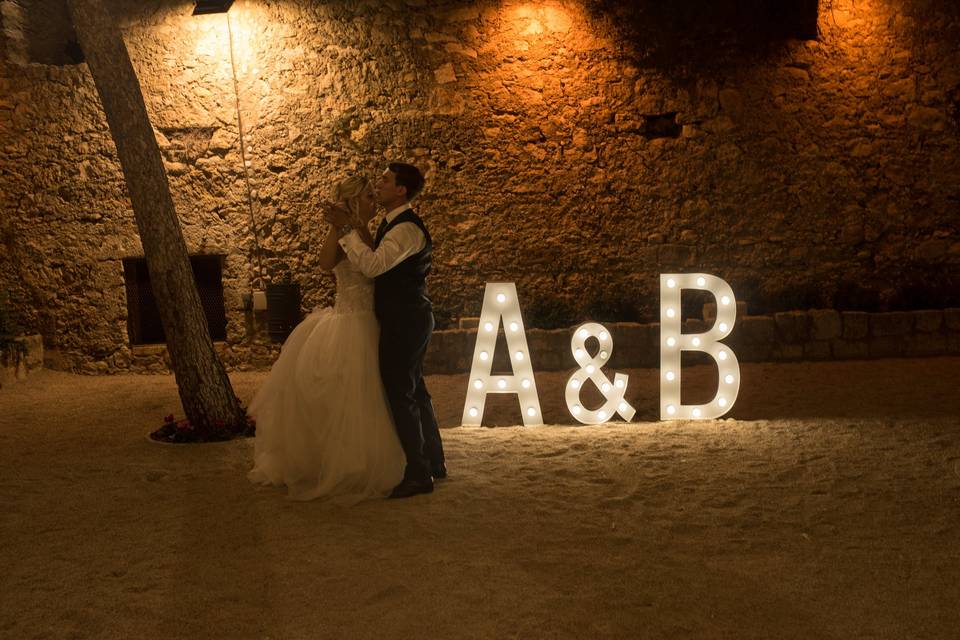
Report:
123,256,227,345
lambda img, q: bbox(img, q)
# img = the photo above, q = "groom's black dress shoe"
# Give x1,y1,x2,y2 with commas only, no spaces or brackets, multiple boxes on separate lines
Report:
431,463,447,480
388,477,434,499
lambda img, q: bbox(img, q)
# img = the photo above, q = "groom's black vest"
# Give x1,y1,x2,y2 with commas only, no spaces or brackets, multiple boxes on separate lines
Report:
373,208,432,318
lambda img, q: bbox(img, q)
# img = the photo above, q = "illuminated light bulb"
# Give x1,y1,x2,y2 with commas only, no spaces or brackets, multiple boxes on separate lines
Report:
473,379,483,390
484,322,494,332
497,293,507,303
619,402,628,413
666,404,676,416
666,308,676,318
718,322,728,332
666,337,677,347
692,408,702,418
468,407,478,418
598,410,607,421
479,351,489,361
692,337,701,347
578,328,589,339
615,379,624,388
521,378,531,389
718,350,727,361
600,351,608,359
724,374,735,384
667,278,677,288
718,397,728,407
509,322,519,332
599,331,608,341
586,365,595,374
572,404,582,415
721,295,731,306
570,379,580,389
514,351,524,361
575,348,585,359
497,378,507,389
665,371,675,381
601,382,611,393
526,407,536,417
697,276,706,287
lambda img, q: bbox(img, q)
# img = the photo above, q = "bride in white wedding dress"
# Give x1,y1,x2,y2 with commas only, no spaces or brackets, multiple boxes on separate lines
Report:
247,176,405,501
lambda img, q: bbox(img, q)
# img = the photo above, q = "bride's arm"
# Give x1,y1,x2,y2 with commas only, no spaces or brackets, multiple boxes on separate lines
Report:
317,224,344,271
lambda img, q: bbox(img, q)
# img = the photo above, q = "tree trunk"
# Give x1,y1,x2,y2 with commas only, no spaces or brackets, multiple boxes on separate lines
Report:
67,0,246,433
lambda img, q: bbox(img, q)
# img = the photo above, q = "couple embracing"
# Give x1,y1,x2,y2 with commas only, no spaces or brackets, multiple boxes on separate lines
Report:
247,162,445,501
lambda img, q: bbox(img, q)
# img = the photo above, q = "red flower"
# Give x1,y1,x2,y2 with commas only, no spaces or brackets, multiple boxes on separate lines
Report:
176,420,193,431
164,414,175,423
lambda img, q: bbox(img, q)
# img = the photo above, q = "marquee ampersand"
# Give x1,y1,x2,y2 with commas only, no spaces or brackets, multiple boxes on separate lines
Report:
564,322,636,424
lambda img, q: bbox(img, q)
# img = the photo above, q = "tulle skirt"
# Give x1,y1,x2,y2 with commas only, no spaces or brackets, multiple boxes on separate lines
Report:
247,306,405,502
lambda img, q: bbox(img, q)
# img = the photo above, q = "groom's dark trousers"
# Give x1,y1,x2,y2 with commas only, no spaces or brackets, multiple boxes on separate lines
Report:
374,209,444,483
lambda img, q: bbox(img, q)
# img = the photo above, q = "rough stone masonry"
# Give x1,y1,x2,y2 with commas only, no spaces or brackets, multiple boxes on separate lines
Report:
0,0,958,374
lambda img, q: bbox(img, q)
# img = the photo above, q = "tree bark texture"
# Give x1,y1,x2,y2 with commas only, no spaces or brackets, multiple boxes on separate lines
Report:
66,0,246,431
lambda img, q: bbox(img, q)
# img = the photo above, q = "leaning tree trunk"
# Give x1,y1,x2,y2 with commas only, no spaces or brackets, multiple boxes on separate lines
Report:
67,0,246,432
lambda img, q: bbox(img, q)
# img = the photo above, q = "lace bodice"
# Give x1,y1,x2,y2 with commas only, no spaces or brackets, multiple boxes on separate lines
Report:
333,260,375,314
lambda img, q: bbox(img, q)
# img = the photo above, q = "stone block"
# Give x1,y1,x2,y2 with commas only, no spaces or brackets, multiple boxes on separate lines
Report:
684,318,710,334
905,333,948,357
458,316,480,330
803,341,831,361
842,311,869,340
809,309,841,340
738,316,776,344
703,301,747,322
945,308,960,331
913,310,943,333
870,311,913,336
774,311,810,343
831,339,869,360
772,343,804,361
948,332,960,354
869,335,905,358
736,341,773,363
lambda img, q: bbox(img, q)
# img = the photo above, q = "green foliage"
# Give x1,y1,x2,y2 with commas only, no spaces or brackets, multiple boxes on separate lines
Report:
0,291,26,360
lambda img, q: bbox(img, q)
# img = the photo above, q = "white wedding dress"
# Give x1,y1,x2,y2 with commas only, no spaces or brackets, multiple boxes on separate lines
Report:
247,259,405,501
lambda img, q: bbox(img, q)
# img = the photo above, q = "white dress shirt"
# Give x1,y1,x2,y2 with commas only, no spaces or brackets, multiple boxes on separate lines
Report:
338,203,427,279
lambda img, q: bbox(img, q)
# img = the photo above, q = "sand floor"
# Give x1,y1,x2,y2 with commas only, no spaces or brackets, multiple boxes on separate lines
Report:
2,357,959,639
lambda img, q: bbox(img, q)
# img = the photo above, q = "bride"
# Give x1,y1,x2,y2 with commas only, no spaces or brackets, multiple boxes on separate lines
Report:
247,176,405,501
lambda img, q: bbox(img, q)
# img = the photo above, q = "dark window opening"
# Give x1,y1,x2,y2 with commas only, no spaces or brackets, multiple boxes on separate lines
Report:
642,113,681,139
123,256,227,345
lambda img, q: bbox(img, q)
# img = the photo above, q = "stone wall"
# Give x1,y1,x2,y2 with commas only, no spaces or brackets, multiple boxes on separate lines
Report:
1,0,959,373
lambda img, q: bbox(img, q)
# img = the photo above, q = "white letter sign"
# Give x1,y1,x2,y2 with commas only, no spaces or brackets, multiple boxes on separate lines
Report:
659,274,740,420
565,322,636,424
461,283,543,426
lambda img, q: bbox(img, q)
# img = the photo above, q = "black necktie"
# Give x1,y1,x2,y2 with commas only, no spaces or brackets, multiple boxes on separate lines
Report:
374,218,389,247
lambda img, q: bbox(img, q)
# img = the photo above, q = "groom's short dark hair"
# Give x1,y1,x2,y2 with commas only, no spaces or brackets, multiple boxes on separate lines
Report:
389,162,425,201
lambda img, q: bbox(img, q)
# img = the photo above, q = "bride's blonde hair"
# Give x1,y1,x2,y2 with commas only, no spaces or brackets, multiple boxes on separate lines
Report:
333,175,372,218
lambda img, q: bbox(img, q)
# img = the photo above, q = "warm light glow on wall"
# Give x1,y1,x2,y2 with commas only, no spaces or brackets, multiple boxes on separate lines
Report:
189,6,256,77
660,274,741,420
565,322,635,424
462,283,543,426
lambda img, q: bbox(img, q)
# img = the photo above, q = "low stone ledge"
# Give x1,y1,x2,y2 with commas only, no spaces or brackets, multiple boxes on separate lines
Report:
945,308,960,331
809,309,842,341
914,310,943,333
50,308,960,376
774,311,810,343
842,311,870,340
870,311,914,337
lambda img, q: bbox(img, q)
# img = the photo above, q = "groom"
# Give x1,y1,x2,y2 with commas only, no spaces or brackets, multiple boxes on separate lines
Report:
326,162,445,499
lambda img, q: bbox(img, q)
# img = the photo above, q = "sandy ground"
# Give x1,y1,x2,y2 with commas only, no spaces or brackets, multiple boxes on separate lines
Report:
1,357,959,639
